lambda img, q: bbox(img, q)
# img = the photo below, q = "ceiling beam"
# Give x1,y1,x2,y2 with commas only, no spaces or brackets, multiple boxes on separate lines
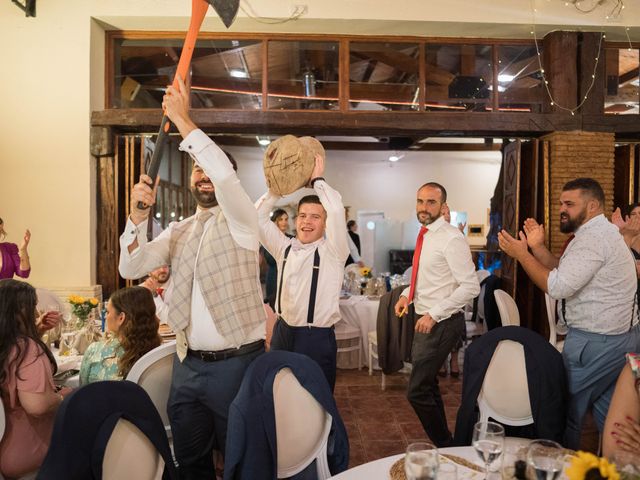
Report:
93,109,639,137
210,136,503,151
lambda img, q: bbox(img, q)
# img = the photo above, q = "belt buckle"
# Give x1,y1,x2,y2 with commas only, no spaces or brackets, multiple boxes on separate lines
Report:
200,351,216,361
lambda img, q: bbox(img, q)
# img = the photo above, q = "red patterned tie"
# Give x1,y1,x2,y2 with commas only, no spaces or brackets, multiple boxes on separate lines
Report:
560,234,575,255
407,226,428,303
156,287,164,299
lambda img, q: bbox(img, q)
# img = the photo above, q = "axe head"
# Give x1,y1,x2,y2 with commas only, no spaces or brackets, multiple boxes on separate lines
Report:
206,0,240,28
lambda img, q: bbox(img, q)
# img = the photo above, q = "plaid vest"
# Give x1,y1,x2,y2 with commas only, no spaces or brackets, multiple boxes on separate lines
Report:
168,208,265,359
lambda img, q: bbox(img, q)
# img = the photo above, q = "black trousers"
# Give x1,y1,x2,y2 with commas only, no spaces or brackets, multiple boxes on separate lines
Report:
270,318,338,392
407,312,465,447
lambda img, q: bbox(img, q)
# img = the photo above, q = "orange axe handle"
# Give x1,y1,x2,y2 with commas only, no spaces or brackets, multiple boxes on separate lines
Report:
138,0,210,210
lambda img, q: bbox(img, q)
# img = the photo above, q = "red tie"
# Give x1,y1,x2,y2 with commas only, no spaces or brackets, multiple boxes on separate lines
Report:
560,234,575,255
407,226,428,303
156,287,164,299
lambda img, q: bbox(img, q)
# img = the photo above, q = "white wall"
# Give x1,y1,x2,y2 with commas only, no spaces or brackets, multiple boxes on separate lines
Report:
227,144,501,247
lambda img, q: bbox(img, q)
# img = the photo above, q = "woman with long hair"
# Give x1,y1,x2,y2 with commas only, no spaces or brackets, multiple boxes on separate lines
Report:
0,279,66,478
261,208,291,309
79,286,161,384
0,217,31,280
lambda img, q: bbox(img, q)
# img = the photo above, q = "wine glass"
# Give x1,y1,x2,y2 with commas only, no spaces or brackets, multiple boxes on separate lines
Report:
526,439,564,480
472,420,505,479
404,442,439,480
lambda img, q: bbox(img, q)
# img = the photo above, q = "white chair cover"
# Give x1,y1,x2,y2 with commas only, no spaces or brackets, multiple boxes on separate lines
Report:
494,289,521,326
126,341,176,438
478,340,533,426
273,368,332,479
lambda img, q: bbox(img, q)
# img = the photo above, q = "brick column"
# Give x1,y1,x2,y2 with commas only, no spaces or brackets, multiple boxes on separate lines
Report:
542,131,614,255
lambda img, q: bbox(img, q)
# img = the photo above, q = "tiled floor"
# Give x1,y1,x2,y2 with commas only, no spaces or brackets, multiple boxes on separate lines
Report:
334,366,599,469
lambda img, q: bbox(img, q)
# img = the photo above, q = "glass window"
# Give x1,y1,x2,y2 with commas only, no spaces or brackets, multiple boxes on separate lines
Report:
267,41,339,110
605,47,639,115
112,38,263,109
425,44,493,111
497,45,544,113
349,42,419,111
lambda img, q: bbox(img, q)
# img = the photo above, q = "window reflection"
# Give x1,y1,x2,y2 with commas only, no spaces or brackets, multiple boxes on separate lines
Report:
425,44,493,111
605,47,639,115
267,41,339,110
349,42,419,111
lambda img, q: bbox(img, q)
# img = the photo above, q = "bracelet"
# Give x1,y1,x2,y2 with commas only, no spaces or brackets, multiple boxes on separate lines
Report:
310,177,325,187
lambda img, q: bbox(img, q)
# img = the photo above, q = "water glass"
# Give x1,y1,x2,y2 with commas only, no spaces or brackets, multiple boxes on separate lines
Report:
526,439,564,480
438,462,458,480
404,442,439,480
501,439,530,479
472,420,505,479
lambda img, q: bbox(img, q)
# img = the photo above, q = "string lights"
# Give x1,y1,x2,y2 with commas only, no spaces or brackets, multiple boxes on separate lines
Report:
529,0,638,115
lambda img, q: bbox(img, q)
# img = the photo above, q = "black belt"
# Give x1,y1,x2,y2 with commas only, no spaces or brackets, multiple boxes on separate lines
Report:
188,339,264,362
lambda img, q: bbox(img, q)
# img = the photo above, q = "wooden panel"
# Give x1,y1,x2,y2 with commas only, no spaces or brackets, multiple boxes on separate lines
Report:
579,32,605,115
501,140,521,296
614,144,634,209
542,32,578,113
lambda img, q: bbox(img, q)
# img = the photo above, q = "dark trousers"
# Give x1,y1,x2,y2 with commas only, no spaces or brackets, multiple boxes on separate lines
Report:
167,347,263,480
407,312,465,447
270,318,338,392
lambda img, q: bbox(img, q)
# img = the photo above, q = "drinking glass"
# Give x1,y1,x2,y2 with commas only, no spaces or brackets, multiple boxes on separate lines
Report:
501,438,530,479
472,420,505,479
526,439,564,480
404,442,439,480
438,462,458,480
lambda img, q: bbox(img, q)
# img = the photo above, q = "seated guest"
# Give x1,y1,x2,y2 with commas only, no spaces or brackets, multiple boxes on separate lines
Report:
603,353,640,457
0,217,31,280
140,264,172,324
79,286,161,385
0,279,69,478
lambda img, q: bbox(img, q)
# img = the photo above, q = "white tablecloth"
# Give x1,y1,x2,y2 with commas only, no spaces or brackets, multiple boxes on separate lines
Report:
329,446,482,480
338,295,380,368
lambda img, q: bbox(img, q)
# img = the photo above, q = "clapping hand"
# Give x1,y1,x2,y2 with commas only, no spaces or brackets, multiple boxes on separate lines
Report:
498,229,529,260
522,218,545,249
19,229,31,253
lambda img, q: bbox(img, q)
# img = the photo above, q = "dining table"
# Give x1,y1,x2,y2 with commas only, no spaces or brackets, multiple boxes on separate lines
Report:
338,294,381,369
328,446,485,480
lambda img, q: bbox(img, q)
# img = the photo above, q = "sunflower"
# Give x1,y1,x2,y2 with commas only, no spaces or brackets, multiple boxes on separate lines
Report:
566,452,620,480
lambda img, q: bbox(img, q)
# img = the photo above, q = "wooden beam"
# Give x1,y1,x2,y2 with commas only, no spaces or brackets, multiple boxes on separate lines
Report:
210,135,502,151
542,32,578,113
579,32,605,115
93,109,591,136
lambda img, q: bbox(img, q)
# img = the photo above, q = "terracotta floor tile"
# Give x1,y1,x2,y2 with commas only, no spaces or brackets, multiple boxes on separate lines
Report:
348,442,367,469
399,422,427,442
359,422,404,442
364,440,407,462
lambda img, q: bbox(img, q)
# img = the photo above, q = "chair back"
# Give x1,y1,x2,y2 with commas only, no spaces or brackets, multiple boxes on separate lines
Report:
102,419,164,480
273,368,332,479
478,340,532,426
494,289,520,326
126,341,176,436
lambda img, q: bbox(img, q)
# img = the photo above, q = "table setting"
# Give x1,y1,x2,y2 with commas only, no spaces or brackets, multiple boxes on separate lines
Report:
329,419,639,480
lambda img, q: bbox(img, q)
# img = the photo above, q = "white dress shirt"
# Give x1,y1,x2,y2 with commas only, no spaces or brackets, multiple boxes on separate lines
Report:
548,214,637,335
153,278,172,325
119,129,264,350
401,216,480,322
255,180,350,328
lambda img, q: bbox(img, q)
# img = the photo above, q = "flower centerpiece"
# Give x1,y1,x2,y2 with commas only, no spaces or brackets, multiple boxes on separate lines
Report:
68,295,99,328
359,266,372,279
567,452,620,480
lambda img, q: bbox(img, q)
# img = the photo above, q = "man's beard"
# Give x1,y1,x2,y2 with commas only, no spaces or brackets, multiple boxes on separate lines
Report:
417,211,440,226
191,184,217,208
559,209,586,233
153,273,169,284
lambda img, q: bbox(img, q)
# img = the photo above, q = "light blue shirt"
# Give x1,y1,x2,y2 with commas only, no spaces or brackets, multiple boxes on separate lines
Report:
548,214,637,335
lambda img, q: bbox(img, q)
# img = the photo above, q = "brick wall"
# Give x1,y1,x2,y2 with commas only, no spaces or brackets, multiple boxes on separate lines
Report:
542,131,615,255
